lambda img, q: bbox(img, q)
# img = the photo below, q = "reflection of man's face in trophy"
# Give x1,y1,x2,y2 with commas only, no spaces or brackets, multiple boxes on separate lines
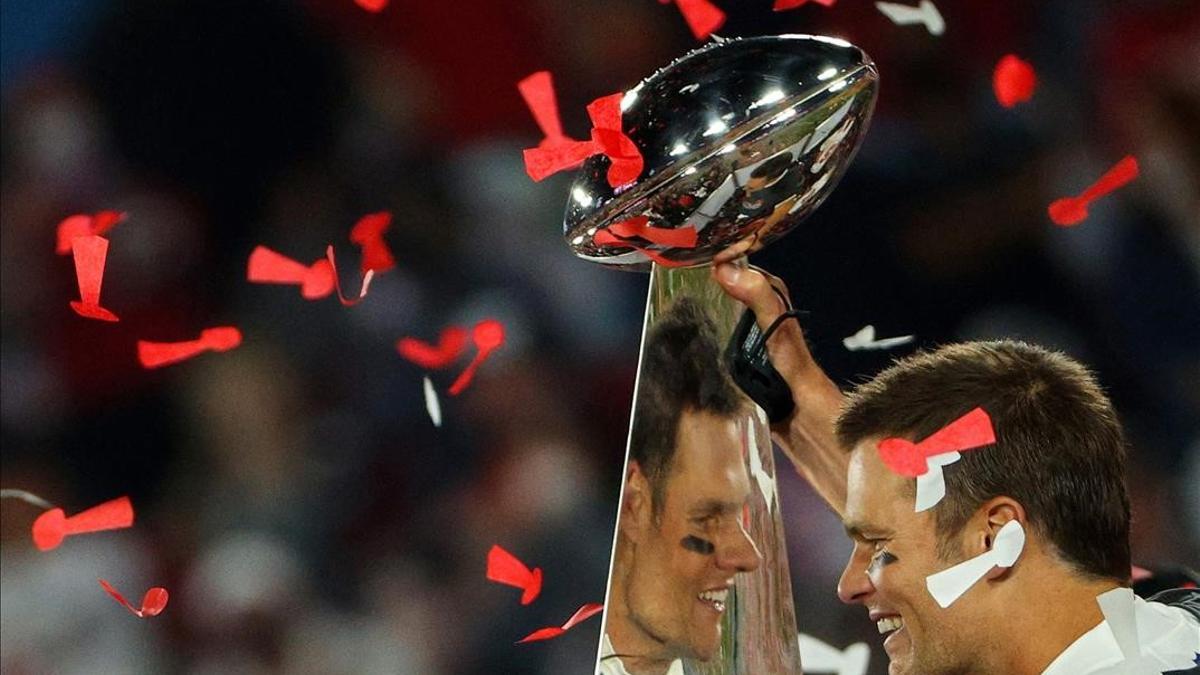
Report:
606,299,762,674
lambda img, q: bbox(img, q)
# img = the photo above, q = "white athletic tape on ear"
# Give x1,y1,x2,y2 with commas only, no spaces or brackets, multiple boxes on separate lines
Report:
797,633,871,675
925,520,1025,608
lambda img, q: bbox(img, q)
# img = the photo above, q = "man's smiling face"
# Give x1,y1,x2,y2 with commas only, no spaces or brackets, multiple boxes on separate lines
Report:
837,438,988,675
622,408,763,664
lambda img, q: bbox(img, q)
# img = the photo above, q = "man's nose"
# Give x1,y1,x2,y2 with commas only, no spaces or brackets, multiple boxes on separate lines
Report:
836,550,874,605
717,522,763,573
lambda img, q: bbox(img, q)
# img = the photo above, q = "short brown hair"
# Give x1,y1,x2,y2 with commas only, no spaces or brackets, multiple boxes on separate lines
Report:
631,297,744,512
836,340,1131,581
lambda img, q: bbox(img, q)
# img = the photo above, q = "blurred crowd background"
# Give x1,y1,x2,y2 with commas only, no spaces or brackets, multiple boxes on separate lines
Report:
1,1,1197,673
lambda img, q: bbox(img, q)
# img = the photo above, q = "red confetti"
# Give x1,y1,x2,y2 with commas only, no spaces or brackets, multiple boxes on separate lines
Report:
486,544,543,605
31,496,134,551
448,319,505,396
349,211,396,274
247,246,335,300
1048,155,1139,227
519,71,600,182
517,602,604,644
396,326,468,369
665,0,726,40
608,216,698,248
774,0,835,9
353,0,387,12
877,407,996,477
586,93,644,189
138,326,243,369
992,54,1037,109
68,235,120,322
98,579,169,618
594,228,690,268
55,211,126,255
519,74,643,189
325,245,375,306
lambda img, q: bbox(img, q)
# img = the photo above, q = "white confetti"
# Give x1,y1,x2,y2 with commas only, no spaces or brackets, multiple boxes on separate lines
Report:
842,325,915,351
926,520,1024,608
875,0,945,36
423,376,442,428
797,633,871,675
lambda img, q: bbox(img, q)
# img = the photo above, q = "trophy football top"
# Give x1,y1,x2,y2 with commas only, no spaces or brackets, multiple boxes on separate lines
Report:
563,34,878,270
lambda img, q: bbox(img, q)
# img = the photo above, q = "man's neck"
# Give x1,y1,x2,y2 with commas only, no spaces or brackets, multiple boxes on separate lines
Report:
988,564,1120,675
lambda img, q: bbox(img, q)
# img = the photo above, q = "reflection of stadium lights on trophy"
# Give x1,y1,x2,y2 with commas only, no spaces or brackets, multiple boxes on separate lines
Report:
703,118,729,136
563,34,878,269
571,186,593,208
750,88,787,110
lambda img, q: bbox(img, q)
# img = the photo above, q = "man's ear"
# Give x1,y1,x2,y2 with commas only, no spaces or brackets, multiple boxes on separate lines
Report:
621,461,654,544
970,496,1027,580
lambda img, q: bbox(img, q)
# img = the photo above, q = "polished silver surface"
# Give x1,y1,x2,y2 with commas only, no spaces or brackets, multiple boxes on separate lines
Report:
563,34,878,270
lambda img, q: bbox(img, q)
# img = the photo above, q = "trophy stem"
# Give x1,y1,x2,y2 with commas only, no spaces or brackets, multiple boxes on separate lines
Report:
642,260,801,675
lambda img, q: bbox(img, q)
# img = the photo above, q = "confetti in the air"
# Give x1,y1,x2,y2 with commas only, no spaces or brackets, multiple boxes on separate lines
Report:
925,520,1024,608
842,325,914,351
68,235,120,322
98,579,169,618
519,74,643,189
1048,155,1139,227
353,0,388,12
587,93,644,189
55,211,125,255
519,71,600,182
517,602,604,644
32,496,134,551
1092,587,1200,674
774,0,836,10
448,319,506,396
486,544,543,605
0,489,55,510
396,326,468,369
138,326,243,369
661,0,726,40
796,633,870,675
992,54,1036,108
423,376,442,427
246,246,335,300
325,245,375,306
349,211,396,274
875,1,945,35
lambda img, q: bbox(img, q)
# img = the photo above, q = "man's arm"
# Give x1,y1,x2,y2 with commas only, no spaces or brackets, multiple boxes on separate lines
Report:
713,262,849,515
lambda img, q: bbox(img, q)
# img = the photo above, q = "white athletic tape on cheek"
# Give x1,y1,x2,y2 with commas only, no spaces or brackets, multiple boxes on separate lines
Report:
913,450,960,512
797,633,871,675
1091,587,1200,675
925,520,1025,608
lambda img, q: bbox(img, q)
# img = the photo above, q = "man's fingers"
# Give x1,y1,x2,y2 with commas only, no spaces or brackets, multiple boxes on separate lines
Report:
713,263,786,326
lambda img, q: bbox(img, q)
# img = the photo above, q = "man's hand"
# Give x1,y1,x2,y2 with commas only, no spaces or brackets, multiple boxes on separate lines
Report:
713,261,849,515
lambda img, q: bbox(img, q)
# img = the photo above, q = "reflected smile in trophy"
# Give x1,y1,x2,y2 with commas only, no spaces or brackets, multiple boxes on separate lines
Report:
604,299,762,675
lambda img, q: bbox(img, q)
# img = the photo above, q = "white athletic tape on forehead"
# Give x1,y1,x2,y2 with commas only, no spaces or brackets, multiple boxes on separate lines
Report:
925,520,1025,609
1091,587,1200,675
797,633,870,675
913,450,960,512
